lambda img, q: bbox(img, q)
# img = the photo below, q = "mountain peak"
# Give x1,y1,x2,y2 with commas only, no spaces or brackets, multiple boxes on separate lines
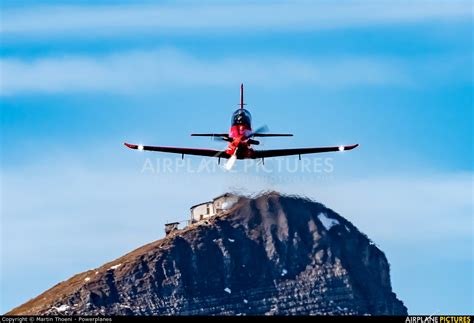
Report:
8,192,407,315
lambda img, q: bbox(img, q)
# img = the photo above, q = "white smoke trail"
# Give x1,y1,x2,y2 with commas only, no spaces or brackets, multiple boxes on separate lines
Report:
225,155,237,171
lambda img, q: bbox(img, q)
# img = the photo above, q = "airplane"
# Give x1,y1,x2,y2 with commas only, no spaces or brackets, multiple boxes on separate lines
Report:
124,84,359,170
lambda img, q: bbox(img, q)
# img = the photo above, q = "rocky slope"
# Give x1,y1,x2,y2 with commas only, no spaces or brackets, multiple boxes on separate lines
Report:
8,192,407,315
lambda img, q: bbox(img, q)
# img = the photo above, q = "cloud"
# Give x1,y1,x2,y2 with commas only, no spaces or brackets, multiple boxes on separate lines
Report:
1,1,471,37
0,49,412,95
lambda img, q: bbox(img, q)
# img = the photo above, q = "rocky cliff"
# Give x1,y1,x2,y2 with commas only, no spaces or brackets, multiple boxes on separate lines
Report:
8,192,407,315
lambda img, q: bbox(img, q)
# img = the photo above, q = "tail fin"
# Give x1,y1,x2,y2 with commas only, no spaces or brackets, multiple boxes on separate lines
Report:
240,83,246,109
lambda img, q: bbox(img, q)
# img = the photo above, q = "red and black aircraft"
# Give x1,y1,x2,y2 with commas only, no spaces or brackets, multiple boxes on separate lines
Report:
124,84,359,170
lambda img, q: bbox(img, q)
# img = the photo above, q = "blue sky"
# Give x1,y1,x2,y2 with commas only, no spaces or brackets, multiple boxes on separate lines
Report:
1,0,473,315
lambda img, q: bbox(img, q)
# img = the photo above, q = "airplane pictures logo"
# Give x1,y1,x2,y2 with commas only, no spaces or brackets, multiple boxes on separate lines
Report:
140,156,335,175
405,316,472,323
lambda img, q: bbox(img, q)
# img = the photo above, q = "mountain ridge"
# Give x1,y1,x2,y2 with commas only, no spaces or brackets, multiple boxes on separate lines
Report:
8,192,407,315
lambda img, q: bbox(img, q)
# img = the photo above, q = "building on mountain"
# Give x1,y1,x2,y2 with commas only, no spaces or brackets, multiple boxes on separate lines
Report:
164,222,180,236
189,193,239,224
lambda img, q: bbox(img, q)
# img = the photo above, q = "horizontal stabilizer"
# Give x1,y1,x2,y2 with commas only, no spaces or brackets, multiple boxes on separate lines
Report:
191,133,228,137
253,133,293,137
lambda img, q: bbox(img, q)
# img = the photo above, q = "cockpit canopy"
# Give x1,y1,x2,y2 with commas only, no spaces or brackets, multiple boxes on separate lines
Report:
232,109,252,126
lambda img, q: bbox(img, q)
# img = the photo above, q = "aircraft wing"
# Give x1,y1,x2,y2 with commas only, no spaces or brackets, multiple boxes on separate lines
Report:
254,144,359,158
124,143,230,158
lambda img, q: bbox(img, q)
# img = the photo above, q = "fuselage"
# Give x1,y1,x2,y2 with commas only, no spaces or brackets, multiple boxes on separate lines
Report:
226,109,255,158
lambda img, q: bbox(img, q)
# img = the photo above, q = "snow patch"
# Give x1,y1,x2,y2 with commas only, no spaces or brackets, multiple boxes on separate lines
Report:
243,299,248,304
281,269,288,276
318,213,339,230
53,305,69,312
228,238,235,243
224,287,232,294
110,264,122,270
84,277,90,282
